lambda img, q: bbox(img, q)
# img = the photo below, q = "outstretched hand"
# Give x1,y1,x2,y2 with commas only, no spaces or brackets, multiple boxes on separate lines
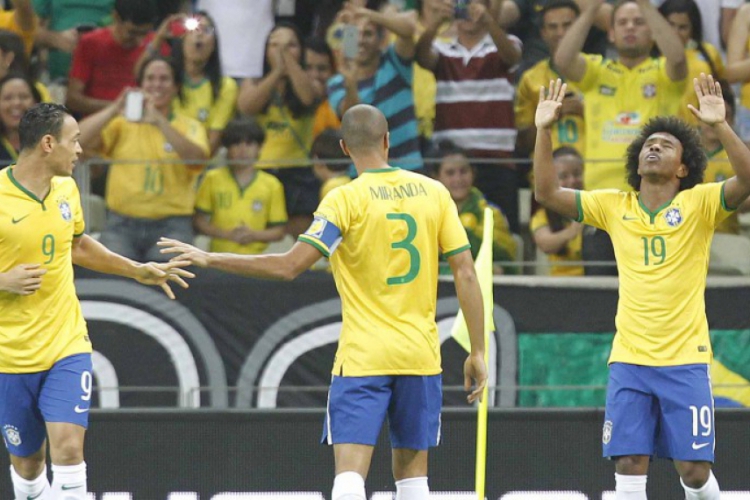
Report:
464,353,488,404
158,237,211,268
133,260,195,300
688,73,726,126
535,79,568,130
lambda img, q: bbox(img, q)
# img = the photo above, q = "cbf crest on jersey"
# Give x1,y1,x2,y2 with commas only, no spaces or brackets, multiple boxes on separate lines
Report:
665,207,683,227
58,198,72,221
252,200,263,212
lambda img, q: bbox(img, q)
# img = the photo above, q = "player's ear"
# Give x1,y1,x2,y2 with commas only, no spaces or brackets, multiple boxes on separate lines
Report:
676,163,688,179
384,132,390,151
40,134,55,153
339,139,351,157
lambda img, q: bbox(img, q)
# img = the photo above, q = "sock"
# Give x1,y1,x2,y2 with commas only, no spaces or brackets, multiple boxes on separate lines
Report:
331,471,366,500
395,476,429,500
682,471,721,500
615,473,647,500
11,465,50,500
51,462,87,500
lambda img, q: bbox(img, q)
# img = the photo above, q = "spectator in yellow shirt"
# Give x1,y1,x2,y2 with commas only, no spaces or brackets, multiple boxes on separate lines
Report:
194,119,288,254
79,55,210,261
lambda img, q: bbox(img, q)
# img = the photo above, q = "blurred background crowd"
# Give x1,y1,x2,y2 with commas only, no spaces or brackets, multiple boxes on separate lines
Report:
5,0,750,275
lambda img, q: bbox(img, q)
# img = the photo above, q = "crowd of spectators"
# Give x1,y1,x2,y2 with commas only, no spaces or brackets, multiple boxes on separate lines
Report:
2,0,749,274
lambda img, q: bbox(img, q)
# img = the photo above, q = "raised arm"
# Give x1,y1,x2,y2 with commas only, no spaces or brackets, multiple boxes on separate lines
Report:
415,0,453,72
636,0,686,81
533,79,579,219
553,0,599,82
689,74,750,209
365,6,417,59
11,0,36,32
471,0,521,67
78,94,123,153
725,4,750,84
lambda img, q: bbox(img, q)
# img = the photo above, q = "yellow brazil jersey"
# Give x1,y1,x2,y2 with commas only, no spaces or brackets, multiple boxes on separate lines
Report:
703,147,738,234
0,168,91,373
678,44,725,125
101,114,210,219
320,175,350,200
515,58,587,155
577,183,733,366
529,208,583,276
195,167,288,254
172,76,238,132
574,56,686,191
299,167,470,376
312,99,341,139
256,103,314,169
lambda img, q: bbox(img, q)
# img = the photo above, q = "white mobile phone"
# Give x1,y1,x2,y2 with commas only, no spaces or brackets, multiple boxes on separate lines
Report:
124,90,144,122
342,25,359,60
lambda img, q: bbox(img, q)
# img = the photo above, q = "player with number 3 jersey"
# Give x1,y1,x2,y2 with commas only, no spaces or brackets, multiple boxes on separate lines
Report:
533,75,750,500
159,104,488,500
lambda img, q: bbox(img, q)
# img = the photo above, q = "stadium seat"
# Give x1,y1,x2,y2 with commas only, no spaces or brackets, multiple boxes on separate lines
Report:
709,233,750,275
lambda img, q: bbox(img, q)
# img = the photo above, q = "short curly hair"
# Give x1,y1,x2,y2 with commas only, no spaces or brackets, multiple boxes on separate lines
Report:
625,116,707,191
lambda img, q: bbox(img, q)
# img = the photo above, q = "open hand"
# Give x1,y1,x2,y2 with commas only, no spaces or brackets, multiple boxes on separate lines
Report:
688,73,726,126
158,237,211,268
464,353,488,404
133,260,194,300
535,79,567,129
0,264,47,295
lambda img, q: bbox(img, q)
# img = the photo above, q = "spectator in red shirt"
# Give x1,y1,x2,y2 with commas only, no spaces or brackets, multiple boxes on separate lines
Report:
66,0,160,116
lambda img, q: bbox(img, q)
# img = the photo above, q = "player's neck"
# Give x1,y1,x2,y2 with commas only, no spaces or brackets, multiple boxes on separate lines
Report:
638,181,679,211
12,154,54,200
353,154,390,175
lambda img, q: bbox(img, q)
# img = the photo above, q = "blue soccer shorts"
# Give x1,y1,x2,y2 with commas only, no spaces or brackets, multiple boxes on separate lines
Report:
603,362,715,462
321,374,442,450
0,353,93,457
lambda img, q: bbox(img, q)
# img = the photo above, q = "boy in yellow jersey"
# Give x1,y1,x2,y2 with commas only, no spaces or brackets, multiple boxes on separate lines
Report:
534,75,750,500
160,104,488,500
311,128,351,200
554,0,688,192
194,119,288,254
0,104,192,500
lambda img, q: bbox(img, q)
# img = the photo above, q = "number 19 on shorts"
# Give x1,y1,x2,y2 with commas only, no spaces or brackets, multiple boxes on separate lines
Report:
689,405,712,437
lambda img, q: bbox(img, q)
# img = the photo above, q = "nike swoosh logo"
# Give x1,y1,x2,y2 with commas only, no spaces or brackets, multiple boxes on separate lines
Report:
61,485,83,491
74,405,89,414
622,215,638,221
11,214,30,224
692,442,710,450
27,493,43,499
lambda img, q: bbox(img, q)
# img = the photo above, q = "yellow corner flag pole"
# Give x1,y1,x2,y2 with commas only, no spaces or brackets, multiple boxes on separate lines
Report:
450,207,494,500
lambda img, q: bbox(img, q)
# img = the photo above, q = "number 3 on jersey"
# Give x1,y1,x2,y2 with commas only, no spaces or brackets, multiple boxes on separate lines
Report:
386,213,421,285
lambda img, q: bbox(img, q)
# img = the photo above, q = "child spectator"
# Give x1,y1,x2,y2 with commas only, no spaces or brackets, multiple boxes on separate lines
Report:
311,128,350,200
305,37,340,138
531,146,584,276
194,119,288,254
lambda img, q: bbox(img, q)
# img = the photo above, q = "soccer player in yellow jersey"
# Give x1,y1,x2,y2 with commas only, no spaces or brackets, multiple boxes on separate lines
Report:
534,75,750,500
554,0,688,191
160,104,488,500
0,103,192,500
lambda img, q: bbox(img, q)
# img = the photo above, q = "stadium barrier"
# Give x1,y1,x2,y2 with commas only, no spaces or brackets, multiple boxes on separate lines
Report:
1,409,748,499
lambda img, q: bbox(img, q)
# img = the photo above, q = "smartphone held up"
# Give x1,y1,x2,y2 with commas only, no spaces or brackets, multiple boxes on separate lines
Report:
342,24,359,60
454,0,471,20
124,90,144,122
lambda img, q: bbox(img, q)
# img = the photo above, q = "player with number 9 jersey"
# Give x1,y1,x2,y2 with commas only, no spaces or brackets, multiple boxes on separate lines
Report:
0,170,91,374
299,167,470,377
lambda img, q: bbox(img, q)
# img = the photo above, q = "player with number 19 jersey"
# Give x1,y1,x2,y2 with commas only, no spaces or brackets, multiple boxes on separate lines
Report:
299,167,470,377
0,168,91,373
577,182,733,367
